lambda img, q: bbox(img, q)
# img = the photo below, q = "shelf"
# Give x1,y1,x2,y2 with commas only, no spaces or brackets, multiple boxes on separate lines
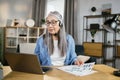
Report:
103,45,115,47
18,37,27,38
83,14,120,67
6,46,17,48
84,29,104,31
115,40,120,42
6,26,18,28
104,59,115,63
5,27,44,50
6,36,17,38
84,13,120,18
28,37,37,38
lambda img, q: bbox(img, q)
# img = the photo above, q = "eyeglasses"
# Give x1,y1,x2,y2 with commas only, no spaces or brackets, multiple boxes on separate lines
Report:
45,20,59,26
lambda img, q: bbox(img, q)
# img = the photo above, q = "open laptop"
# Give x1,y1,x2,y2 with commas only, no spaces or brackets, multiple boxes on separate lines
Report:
5,53,51,74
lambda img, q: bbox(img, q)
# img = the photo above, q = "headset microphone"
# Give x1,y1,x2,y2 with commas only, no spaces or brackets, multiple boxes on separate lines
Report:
54,33,58,36
54,29,58,36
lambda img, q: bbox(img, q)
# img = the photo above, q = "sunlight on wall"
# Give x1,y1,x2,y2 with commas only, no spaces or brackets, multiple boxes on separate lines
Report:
0,1,9,27
0,0,33,27
45,0,65,18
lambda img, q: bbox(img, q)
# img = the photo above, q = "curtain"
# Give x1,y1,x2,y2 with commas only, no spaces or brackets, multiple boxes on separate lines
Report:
32,0,46,27
64,0,78,43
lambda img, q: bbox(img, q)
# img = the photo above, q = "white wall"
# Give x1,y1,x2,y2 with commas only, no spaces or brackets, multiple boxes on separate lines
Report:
76,0,120,68
0,0,33,27
45,0,65,18
77,0,120,44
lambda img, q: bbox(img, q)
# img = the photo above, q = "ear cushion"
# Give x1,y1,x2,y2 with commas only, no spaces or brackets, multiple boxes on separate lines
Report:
59,21,63,27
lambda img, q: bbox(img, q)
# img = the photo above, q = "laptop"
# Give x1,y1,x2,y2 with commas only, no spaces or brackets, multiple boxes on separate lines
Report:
5,53,51,74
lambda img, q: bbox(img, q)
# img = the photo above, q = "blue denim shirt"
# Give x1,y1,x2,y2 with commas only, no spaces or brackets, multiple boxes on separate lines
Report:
34,34,77,66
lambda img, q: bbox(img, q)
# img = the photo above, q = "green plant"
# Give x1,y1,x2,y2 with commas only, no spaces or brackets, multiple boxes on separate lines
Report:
90,29,97,43
90,30,97,38
40,19,45,25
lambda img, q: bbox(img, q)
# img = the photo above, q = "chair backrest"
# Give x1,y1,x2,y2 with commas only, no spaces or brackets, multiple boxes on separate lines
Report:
83,42,103,57
75,45,84,55
19,43,36,54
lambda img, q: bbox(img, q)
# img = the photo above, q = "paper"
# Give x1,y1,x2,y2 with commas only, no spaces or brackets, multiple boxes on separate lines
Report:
57,62,97,76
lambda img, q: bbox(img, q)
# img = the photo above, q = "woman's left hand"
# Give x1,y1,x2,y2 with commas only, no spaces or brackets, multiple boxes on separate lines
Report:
74,59,84,66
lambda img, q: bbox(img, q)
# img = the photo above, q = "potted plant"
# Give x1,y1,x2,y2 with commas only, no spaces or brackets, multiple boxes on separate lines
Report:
40,19,46,34
40,19,45,27
90,29,97,43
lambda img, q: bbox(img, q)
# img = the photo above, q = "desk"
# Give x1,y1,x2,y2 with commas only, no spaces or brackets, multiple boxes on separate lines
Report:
3,64,120,80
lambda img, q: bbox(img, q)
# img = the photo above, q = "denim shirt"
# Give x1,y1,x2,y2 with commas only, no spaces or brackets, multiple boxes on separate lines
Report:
34,34,77,66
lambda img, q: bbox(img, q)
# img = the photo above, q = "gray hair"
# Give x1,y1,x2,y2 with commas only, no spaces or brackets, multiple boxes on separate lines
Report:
47,11,63,26
44,11,67,56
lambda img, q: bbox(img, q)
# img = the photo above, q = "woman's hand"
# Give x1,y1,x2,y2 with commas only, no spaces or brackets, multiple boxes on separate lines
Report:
74,59,84,66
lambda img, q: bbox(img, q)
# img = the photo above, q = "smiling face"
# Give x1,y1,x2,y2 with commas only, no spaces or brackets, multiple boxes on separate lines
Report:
46,16,60,35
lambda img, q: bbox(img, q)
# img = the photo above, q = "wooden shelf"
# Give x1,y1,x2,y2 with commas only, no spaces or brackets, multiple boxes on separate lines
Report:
83,13,120,67
6,46,17,48
104,59,115,62
84,13,120,18
5,27,44,49
115,40,120,42
84,29,104,31
103,45,115,47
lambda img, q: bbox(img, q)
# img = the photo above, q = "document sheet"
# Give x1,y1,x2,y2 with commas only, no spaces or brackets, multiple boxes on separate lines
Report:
57,62,97,76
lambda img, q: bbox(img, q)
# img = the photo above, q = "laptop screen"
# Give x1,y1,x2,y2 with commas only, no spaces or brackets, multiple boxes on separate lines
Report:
5,53,44,74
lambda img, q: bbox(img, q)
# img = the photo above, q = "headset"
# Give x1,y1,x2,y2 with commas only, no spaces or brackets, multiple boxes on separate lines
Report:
59,20,63,27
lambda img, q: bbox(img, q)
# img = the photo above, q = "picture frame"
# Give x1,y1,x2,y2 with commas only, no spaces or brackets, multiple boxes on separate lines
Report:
101,3,112,15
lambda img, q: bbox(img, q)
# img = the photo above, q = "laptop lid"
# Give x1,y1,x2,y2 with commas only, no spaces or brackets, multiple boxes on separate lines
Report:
5,53,44,74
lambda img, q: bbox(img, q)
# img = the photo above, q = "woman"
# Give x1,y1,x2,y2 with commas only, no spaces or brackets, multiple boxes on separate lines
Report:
34,11,83,66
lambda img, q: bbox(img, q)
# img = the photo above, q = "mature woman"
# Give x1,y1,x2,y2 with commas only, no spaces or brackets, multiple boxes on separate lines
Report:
34,11,83,66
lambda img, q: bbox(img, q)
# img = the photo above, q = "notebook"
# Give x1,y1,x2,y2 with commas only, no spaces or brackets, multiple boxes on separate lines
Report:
5,53,51,74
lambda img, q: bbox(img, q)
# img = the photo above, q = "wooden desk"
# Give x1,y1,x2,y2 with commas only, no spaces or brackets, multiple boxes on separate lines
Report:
3,64,120,80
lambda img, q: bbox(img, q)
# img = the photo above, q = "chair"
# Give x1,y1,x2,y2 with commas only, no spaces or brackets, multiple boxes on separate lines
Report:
75,45,96,63
75,45,84,55
17,43,36,54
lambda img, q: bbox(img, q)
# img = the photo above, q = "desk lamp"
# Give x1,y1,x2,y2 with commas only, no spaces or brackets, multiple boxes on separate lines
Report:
102,14,120,77
102,15,120,33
